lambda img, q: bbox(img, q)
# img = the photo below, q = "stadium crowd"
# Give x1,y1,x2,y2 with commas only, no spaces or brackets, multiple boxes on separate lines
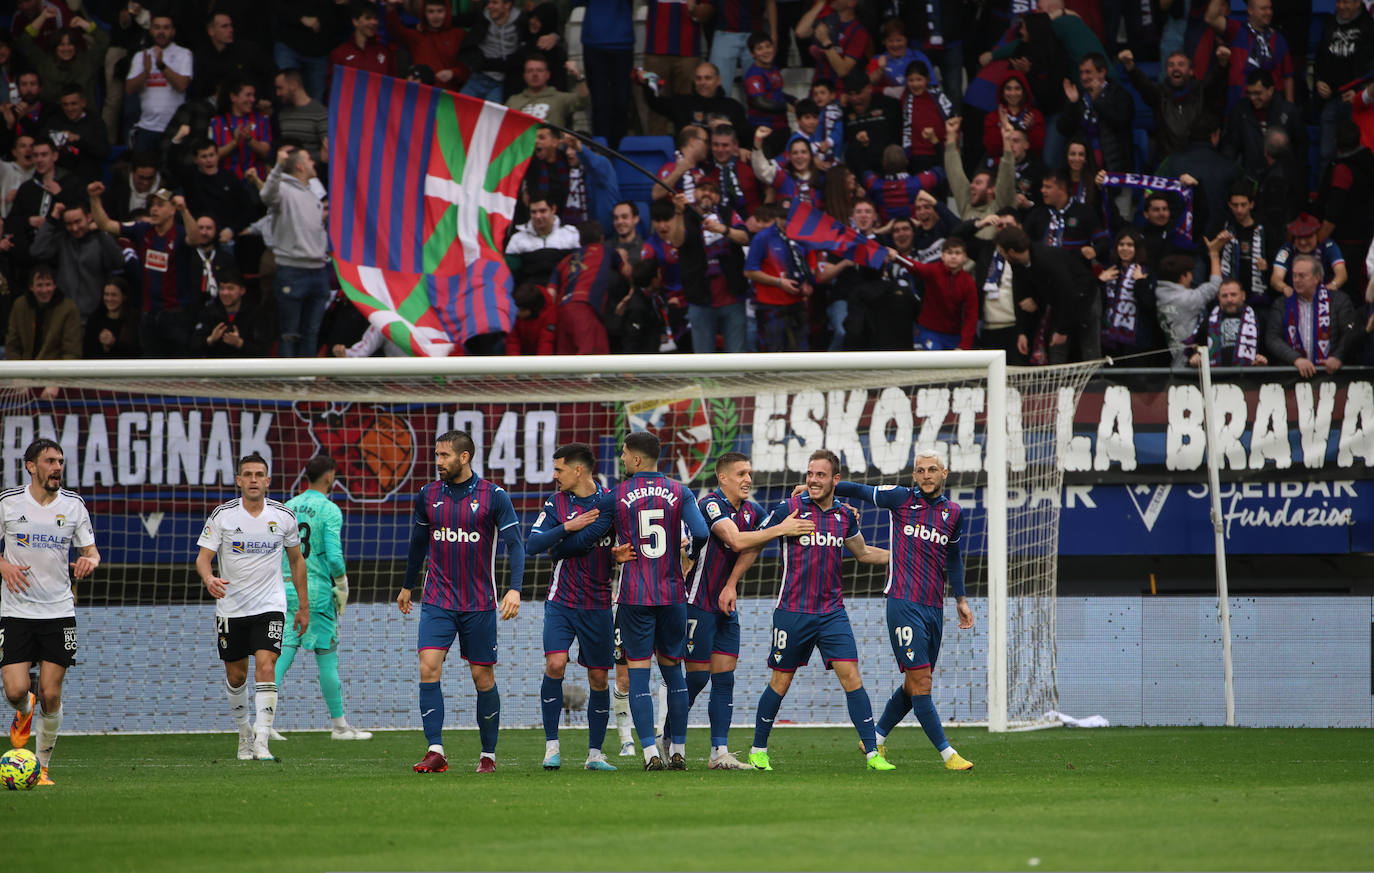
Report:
0,0,1372,372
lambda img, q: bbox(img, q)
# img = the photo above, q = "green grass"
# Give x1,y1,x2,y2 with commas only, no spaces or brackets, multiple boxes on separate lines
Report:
4,727,1372,872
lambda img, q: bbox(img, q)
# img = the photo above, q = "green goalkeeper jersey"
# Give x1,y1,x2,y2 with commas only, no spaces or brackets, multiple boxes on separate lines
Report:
281,488,346,608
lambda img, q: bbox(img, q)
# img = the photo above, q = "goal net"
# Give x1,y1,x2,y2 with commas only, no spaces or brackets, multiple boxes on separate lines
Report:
0,353,1099,735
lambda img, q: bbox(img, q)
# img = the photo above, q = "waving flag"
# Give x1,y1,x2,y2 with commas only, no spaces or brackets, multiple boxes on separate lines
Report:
785,200,890,270
329,68,540,354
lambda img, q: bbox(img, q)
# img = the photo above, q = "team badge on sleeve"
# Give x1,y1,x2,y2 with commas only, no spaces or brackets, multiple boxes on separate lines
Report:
708,503,722,519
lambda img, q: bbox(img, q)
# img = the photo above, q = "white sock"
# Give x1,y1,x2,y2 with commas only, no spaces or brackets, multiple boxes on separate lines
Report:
480,751,495,761
225,679,250,729
940,746,957,762
588,748,603,759
331,716,348,730
669,742,684,757
875,730,887,744
613,688,632,741
711,744,728,758
428,743,445,755
35,704,61,768
750,745,766,755
253,682,278,740
545,739,560,756
866,749,878,760
642,744,659,764
655,680,668,737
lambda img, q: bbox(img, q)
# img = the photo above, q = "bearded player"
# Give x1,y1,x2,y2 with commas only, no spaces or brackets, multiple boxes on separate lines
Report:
833,449,974,770
399,430,524,775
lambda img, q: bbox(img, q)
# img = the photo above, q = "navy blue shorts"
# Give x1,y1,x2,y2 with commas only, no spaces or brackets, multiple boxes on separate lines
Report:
685,604,740,663
616,602,687,662
886,598,944,671
417,602,498,665
765,608,858,672
543,600,615,670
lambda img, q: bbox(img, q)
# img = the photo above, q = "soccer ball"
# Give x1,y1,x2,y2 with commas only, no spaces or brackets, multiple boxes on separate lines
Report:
0,748,40,790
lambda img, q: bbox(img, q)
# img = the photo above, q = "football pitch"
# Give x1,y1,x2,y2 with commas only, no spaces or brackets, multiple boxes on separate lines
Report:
4,727,1371,872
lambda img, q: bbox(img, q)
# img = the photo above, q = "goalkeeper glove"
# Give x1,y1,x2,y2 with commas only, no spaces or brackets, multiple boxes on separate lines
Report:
332,575,349,615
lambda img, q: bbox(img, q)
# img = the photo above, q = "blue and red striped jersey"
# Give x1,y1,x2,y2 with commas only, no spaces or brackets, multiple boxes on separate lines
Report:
121,220,193,312
562,471,709,606
838,483,964,607
413,476,519,611
645,232,683,293
209,111,273,181
552,243,623,312
717,0,768,33
686,491,764,614
644,0,700,57
532,487,614,610
861,169,944,221
764,495,859,614
744,63,787,129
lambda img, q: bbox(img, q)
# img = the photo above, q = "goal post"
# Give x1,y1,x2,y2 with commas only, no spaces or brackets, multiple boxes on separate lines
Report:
0,352,1098,735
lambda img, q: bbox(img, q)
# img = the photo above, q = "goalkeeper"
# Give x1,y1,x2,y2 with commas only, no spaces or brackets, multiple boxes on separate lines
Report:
273,455,372,741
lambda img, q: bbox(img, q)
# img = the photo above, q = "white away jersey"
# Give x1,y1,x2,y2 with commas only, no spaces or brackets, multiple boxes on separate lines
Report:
0,487,95,619
197,499,299,618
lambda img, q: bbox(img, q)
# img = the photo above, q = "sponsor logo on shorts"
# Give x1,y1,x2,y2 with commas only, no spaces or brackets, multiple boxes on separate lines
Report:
268,620,284,641
63,626,78,651
433,527,481,543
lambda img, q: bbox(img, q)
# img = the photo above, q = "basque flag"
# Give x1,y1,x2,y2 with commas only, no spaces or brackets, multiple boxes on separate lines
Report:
329,68,540,355
785,200,889,270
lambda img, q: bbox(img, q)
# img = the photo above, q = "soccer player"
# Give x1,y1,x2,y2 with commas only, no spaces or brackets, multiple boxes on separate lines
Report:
1,439,99,786
525,442,618,771
728,449,896,772
558,431,709,770
273,455,372,741
399,430,524,775
196,453,309,762
686,452,814,770
833,450,975,770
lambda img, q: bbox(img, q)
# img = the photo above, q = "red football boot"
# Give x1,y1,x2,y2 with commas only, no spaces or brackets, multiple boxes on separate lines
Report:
476,756,496,773
413,750,448,773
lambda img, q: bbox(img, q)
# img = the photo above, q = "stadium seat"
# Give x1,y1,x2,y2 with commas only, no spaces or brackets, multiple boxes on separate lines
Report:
1133,128,1151,173
636,200,652,238
1135,62,1160,83
615,135,674,201
1117,72,1154,132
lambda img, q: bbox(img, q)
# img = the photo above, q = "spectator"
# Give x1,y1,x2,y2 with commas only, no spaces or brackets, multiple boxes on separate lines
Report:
642,197,690,348
88,182,206,358
909,237,979,350
653,125,708,202
1137,190,1192,274
521,126,573,215
505,282,557,355
1024,168,1107,263
751,130,825,209
610,201,654,269
608,258,669,354
9,139,76,263
1120,48,1224,164
190,269,271,357
969,213,1023,361
714,0,776,98
985,11,1071,132
29,198,123,321
262,146,331,357
807,79,844,162
1063,136,1103,218
867,18,938,96
895,60,953,173
797,0,870,92
505,191,580,284
846,216,919,351
1265,253,1361,377
1314,121,1374,297
861,143,938,222
578,0,635,148
5,71,58,141
385,0,468,92
642,0,712,136
994,224,1098,364
1056,52,1134,201
274,2,336,103
641,62,751,140
1198,0,1294,110
82,276,141,358
1156,114,1235,239
210,78,274,181
909,187,961,263
1098,227,1162,359
509,5,569,95
743,34,789,151
0,135,36,218
125,14,193,154
459,0,522,103
840,68,899,176
504,54,589,130
5,265,80,360
329,2,398,88
193,12,274,101
1218,182,1273,305
550,220,625,355
946,117,1015,237
188,215,238,307
1221,69,1305,181
15,12,109,109
984,70,1044,161
1155,243,1225,367
40,84,109,186
683,179,749,353
700,124,761,220
1314,0,1374,167
1271,213,1348,297
103,0,149,141
12,0,74,52
1254,127,1305,237
104,152,163,223
561,134,620,229
744,203,813,351
1188,277,1267,367
274,70,329,166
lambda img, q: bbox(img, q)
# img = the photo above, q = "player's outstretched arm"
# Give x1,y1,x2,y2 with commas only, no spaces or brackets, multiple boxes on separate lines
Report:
713,510,815,551
286,544,311,633
718,546,761,614
834,480,906,509
196,547,227,598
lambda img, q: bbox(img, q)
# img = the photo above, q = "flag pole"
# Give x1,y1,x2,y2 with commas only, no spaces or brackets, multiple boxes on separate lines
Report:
541,123,703,212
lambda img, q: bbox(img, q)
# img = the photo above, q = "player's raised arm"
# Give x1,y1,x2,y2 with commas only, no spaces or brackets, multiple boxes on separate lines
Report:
397,491,431,614
492,487,524,620
834,480,907,509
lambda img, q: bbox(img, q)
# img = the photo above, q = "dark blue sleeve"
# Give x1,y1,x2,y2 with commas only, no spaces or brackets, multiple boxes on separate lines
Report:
946,510,966,598
402,521,429,590
681,486,709,540
833,481,877,504
759,500,790,530
525,498,565,557
561,490,615,553
491,489,525,592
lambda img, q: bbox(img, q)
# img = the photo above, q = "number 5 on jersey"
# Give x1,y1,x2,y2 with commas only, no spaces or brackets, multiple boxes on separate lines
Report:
638,508,666,558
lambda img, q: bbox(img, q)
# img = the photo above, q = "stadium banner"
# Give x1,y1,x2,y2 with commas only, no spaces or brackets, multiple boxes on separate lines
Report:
1,369,1371,559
